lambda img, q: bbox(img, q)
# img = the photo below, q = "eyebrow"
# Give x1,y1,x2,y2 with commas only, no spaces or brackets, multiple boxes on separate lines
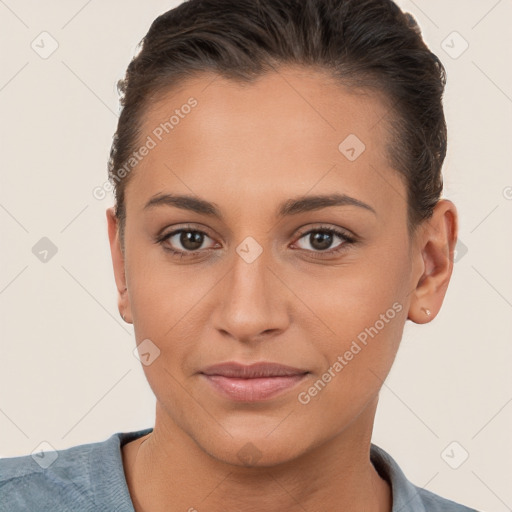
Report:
143,192,376,219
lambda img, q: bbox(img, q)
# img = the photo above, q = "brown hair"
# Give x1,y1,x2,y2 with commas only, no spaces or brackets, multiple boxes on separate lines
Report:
108,0,447,248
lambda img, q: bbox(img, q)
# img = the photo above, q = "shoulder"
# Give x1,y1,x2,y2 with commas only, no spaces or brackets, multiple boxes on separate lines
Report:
0,440,100,511
0,428,152,512
370,444,480,512
415,486,480,512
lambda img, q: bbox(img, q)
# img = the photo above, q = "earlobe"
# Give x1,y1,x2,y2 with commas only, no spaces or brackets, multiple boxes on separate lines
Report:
106,207,132,323
407,199,458,325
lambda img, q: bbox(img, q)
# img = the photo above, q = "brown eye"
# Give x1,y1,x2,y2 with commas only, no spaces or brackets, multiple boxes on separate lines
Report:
296,228,351,252
293,226,356,258
304,231,337,251
158,228,217,257
175,231,205,251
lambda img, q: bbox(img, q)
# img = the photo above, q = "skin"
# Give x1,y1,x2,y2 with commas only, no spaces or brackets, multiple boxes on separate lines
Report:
107,65,458,512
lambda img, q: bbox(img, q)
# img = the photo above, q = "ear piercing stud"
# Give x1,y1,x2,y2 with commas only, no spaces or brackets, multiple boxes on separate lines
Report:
421,307,432,317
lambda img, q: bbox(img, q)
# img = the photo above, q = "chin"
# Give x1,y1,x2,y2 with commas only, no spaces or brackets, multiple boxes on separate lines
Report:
187,420,309,468
207,439,304,468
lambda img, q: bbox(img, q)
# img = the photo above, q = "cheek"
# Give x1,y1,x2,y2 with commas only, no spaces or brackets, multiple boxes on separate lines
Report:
296,245,410,399
125,249,219,392
125,241,204,336
294,291,407,433
301,282,406,394
302,246,409,346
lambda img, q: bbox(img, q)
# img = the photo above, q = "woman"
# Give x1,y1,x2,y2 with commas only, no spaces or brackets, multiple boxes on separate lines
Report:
0,0,480,510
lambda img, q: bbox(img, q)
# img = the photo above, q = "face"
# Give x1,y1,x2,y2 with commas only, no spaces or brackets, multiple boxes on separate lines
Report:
108,66,433,466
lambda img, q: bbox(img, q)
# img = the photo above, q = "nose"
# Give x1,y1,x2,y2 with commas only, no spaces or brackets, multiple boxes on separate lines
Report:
211,246,290,344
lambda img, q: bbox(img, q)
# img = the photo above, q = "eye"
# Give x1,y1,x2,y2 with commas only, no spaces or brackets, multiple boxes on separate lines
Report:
156,224,356,260
293,225,355,256
157,225,217,258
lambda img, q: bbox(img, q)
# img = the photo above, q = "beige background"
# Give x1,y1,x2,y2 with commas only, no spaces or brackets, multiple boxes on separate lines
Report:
0,1,511,510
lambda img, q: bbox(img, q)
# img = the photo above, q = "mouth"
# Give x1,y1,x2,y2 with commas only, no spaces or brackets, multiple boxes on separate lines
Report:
199,362,310,402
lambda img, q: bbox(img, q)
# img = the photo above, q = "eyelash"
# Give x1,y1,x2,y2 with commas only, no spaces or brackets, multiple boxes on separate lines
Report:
156,224,356,260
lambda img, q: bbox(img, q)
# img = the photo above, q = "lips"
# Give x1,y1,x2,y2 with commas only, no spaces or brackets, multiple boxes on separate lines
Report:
200,361,308,378
199,362,309,402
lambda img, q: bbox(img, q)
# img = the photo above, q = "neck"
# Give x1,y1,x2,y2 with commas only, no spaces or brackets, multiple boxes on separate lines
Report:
122,399,391,512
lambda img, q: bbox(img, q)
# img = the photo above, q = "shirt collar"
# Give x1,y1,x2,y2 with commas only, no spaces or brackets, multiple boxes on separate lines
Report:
371,443,427,512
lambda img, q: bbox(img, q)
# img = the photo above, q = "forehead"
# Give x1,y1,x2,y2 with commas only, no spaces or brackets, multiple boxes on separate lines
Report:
141,66,392,155
126,66,403,219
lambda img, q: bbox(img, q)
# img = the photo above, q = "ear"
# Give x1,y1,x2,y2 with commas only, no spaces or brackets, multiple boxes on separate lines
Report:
106,207,132,323
407,199,458,324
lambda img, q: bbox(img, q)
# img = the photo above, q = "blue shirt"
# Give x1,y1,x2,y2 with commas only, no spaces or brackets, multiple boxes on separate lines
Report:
0,428,479,511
